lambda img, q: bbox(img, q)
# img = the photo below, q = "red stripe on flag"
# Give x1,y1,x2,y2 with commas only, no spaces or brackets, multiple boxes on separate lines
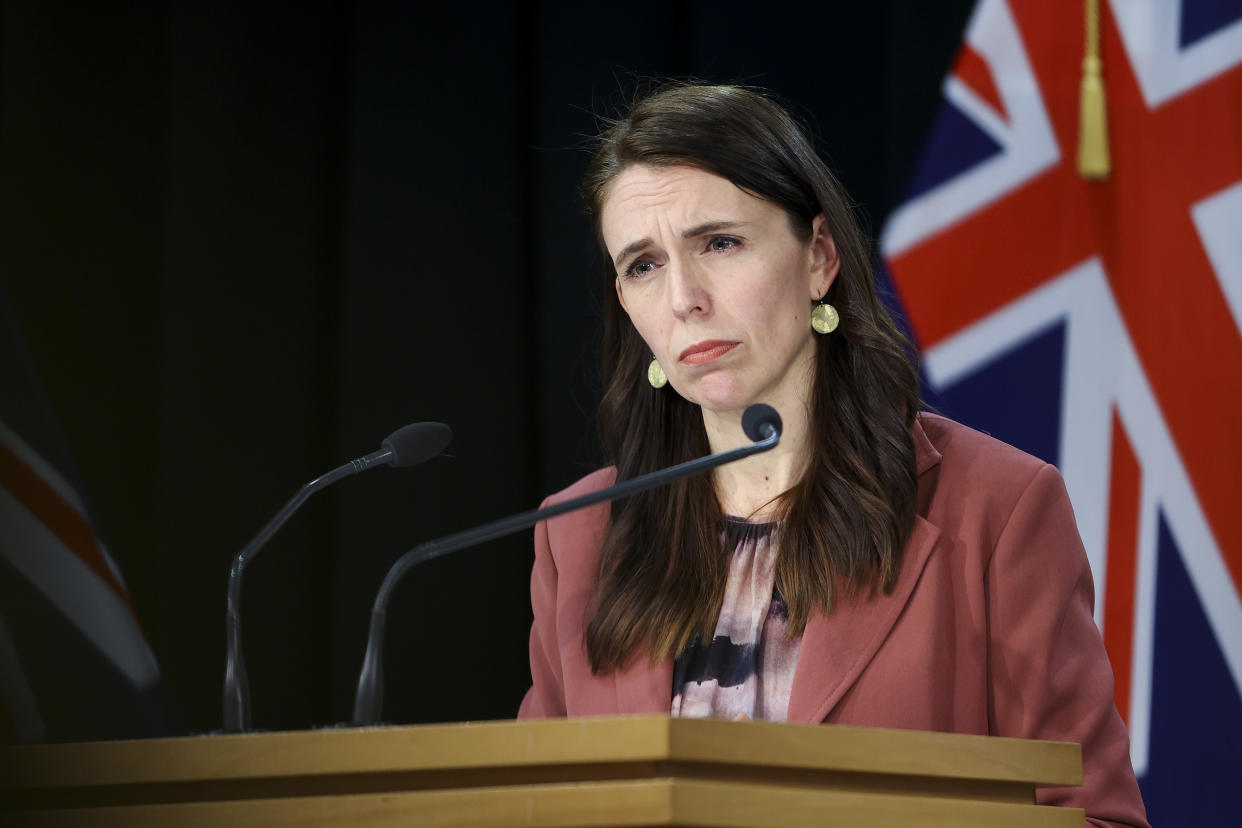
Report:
1046,1,1242,591
953,43,1008,123
1102,410,1141,724
889,163,1094,347
0,440,131,605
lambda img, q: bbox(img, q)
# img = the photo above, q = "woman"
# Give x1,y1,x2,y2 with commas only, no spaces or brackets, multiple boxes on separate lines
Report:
519,84,1148,827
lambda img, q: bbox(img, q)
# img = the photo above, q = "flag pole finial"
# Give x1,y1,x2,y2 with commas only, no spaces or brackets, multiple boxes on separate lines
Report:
1078,0,1111,179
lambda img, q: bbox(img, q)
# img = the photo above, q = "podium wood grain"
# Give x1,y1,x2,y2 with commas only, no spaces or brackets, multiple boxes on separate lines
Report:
0,715,1085,826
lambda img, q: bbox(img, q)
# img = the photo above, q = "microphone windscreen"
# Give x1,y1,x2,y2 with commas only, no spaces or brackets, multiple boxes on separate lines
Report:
382,422,452,467
741,404,782,442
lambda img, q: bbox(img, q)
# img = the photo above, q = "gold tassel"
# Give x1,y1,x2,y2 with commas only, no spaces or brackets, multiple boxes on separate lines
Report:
1077,0,1111,179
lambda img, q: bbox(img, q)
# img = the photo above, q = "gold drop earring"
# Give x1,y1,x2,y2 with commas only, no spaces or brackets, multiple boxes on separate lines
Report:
647,356,668,388
810,298,839,334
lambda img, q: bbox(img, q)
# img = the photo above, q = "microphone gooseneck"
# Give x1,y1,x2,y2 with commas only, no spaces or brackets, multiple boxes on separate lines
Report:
351,404,782,725
223,421,451,733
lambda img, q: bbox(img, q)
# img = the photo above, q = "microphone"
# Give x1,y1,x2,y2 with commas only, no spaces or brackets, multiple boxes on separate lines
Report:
223,421,451,733
741,403,782,442
351,404,782,725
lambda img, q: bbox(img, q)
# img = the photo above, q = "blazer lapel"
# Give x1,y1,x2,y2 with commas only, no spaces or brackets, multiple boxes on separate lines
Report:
786,414,945,724
785,515,940,723
614,654,674,713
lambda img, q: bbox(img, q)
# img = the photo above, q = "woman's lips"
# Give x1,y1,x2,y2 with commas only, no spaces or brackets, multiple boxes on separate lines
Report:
679,340,739,365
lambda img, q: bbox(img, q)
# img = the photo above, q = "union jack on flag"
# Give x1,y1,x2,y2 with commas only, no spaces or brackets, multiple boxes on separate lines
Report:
881,1,1242,823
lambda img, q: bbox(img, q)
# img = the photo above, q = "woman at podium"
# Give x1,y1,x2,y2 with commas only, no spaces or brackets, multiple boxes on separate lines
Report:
519,83,1148,828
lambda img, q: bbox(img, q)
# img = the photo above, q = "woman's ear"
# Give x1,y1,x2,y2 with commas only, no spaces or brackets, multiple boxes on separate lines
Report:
809,214,841,300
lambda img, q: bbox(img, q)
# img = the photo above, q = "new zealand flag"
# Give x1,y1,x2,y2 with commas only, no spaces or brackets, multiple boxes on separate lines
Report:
882,1,1242,824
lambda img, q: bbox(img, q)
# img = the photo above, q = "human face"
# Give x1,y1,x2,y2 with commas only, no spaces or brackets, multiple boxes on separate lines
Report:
602,164,839,418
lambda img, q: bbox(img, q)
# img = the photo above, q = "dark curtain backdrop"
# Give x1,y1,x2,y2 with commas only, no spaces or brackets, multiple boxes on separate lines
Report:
0,0,973,737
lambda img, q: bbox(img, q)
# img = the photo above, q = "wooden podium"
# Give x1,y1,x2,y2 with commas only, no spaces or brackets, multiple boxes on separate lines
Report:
0,715,1083,826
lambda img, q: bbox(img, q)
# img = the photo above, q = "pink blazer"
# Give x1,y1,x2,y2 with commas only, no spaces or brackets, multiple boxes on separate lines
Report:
519,413,1148,828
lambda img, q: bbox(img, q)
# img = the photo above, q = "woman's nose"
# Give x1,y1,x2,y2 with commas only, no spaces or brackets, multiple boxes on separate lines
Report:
667,256,710,319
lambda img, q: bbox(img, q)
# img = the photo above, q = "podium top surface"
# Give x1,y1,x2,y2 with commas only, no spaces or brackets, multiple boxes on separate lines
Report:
0,715,1082,791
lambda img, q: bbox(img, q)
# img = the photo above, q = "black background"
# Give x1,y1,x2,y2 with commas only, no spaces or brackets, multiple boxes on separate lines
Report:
1,0,974,737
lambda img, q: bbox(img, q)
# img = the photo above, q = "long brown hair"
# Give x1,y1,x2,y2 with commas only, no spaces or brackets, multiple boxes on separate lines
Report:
583,84,920,673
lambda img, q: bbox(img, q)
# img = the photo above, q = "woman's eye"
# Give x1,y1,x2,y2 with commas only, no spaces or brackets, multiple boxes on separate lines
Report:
707,236,739,252
626,260,656,278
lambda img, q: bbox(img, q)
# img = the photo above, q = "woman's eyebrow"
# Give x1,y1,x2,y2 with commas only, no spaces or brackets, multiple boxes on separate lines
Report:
613,238,652,269
682,220,747,239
